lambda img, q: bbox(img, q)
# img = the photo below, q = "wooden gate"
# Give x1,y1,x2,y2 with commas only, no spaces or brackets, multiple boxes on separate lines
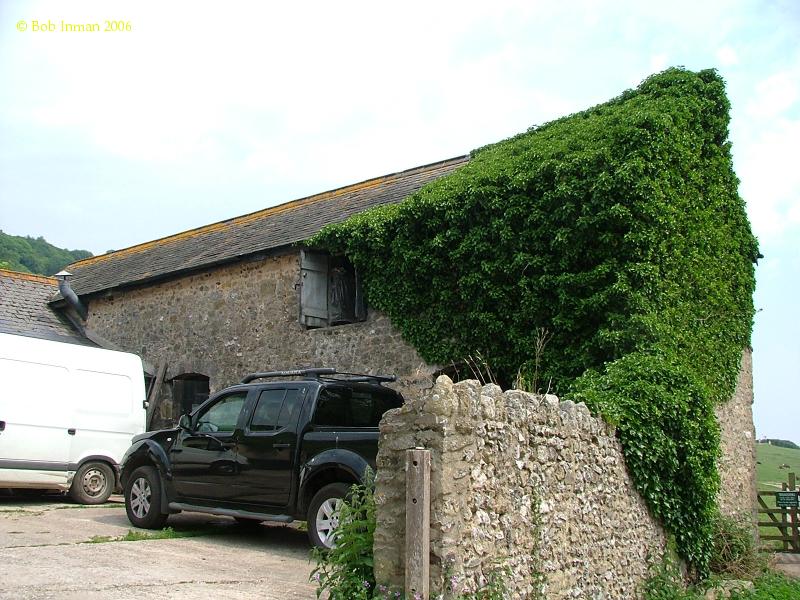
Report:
758,472,800,552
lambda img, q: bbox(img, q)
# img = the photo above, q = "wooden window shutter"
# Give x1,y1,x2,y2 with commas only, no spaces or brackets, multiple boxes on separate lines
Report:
300,249,329,327
354,267,367,321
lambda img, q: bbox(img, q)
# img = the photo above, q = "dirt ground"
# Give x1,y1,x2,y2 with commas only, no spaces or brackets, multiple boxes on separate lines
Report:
0,492,317,599
772,552,800,579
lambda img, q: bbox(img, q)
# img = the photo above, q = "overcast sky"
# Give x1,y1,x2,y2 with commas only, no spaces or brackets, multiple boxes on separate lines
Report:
1,1,798,441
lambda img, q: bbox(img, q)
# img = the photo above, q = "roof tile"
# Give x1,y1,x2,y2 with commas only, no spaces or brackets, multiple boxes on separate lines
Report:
0,269,93,345
66,155,468,296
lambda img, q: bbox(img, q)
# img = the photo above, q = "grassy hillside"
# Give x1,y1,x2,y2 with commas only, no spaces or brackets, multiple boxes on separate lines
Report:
0,230,92,276
757,443,800,491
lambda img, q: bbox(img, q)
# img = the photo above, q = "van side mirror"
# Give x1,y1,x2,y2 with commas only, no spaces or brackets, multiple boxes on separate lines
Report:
178,414,192,431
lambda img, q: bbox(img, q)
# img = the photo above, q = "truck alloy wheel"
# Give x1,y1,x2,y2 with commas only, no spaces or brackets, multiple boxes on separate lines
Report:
124,466,167,529
307,482,349,549
129,477,152,518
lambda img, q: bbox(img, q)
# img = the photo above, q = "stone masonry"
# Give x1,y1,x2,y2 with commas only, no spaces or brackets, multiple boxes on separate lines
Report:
715,349,757,519
374,376,667,599
83,251,433,423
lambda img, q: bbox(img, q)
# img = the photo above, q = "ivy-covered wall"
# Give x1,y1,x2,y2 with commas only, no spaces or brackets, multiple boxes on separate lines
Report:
311,68,758,575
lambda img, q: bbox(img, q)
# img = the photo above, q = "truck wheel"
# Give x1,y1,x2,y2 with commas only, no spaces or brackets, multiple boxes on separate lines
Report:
307,483,349,549
70,462,114,504
124,466,168,529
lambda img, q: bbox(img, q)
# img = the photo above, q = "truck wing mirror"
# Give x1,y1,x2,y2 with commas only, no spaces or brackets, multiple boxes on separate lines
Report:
178,414,192,431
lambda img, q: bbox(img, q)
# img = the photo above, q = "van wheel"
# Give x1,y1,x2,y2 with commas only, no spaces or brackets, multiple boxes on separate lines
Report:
70,462,114,504
125,466,168,529
307,483,349,549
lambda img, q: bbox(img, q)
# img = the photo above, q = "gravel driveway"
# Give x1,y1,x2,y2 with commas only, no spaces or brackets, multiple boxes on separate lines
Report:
0,493,317,599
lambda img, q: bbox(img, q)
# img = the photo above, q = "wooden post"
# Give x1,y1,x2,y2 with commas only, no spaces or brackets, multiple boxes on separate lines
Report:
782,481,789,552
790,473,799,552
146,361,168,431
406,448,431,599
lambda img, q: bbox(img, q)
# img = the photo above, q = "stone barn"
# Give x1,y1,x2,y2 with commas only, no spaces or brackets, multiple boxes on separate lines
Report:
48,151,755,524
40,68,761,596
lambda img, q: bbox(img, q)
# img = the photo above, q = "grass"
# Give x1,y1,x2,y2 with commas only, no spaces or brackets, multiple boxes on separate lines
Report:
85,526,214,544
55,503,125,510
735,572,800,598
756,443,800,491
0,508,44,515
0,500,122,515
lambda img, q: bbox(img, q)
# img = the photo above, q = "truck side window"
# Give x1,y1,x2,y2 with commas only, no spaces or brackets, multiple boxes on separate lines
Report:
196,392,247,433
250,388,303,432
276,389,302,429
314,387,402,428
251,389,286,431
313,388,351,427
350,390,403,427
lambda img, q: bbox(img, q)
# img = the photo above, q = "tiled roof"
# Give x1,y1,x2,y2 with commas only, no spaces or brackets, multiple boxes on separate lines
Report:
65,156,469,297
0,269,94,345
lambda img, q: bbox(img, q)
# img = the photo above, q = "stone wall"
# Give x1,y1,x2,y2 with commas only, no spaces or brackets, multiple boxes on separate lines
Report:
715,349,757,518
84,251,433,423
375,376,667,600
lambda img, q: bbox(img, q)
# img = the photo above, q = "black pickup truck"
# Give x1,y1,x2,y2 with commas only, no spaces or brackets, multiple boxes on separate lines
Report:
119,368,402,548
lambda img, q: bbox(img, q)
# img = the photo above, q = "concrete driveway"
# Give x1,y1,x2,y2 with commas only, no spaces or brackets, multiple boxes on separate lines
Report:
0,493,317,599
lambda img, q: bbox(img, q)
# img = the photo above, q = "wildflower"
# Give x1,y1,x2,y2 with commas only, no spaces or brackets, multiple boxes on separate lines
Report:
363,580,371,589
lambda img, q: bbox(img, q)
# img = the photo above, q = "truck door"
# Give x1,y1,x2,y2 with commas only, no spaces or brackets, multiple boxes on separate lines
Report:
170,390,248,502
233,386,306,507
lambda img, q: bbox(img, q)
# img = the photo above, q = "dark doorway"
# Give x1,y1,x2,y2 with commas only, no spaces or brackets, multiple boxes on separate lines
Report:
172,373,210,416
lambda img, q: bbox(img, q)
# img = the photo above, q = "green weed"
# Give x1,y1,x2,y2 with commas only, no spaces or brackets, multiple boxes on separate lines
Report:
310,475,376,600
85,526,211,543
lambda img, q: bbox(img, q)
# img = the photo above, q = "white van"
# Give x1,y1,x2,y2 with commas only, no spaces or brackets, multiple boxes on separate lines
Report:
0,332,146,503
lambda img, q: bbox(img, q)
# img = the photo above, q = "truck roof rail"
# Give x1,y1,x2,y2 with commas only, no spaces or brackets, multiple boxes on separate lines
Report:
241,368,336,383
319,372,397,384
240,368,397,384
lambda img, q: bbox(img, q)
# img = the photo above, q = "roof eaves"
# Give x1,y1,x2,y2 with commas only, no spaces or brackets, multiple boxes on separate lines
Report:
68,155,470,272
0,268,58,286
56,244,298,302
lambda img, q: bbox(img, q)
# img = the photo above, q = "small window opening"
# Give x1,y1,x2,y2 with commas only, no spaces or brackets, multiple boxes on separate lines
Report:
300,249,366,328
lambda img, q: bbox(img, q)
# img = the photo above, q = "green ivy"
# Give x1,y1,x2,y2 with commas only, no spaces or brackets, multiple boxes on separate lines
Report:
309,68,757,576
310,476,377,599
